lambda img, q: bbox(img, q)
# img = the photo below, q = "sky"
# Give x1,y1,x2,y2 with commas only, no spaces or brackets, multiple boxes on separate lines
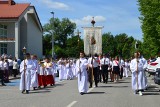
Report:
15,0,143,40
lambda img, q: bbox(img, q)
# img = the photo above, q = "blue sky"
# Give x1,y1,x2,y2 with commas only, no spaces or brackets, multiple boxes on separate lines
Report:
16,0,143,40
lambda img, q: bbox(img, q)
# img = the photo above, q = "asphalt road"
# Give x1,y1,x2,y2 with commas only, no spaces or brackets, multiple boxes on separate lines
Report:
0,74,160,107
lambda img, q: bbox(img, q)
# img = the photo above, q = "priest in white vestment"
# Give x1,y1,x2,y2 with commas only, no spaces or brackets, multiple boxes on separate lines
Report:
19,53,33,94
30,55,39,90
76,52,88,95
130,52,146,96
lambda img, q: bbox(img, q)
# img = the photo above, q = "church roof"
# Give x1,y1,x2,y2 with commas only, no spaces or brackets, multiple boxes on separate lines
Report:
0,0,30,19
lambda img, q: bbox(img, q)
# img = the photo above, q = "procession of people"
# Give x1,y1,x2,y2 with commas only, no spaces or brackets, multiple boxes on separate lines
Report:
0,51,150,96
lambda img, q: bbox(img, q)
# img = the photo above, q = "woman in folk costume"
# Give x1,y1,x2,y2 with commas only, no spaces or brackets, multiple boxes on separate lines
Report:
44,58,55,86
38,60,47,88
66,59,74,80
112,56,120,82
130,52,146,96
30,55,39,90
19,53,34,94
76,52,88,95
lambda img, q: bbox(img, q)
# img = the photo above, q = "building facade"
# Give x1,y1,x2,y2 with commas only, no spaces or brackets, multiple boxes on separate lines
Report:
0,0,43,59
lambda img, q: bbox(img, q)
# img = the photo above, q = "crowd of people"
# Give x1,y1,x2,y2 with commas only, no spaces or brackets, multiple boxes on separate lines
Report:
0,54,20,86
76,52,148,96
0,52,149,96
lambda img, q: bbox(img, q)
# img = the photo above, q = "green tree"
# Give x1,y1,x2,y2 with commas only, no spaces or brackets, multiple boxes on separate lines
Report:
43,34,51,55
138,0,160,58
43,18,76,57
66,36,84,58
102,32,114,56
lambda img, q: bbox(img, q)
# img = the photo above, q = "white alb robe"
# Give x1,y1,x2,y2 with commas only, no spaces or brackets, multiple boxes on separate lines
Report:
58,64,64,80
66,63,74,80
19,59,33,91
124,62,129,77
140,57,148,88
30,59,39,88
76,58,88,93
130,58,146,90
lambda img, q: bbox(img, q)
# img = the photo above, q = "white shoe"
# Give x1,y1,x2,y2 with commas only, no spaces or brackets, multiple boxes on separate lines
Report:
139,91,143,96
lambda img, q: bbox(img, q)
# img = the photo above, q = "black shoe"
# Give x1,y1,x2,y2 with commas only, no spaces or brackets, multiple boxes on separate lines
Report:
80,92,84,95
2,84,6,86
21,90,25,94
26,90,29,94
89,86,92,88
96,85,98,87
33,87,36,90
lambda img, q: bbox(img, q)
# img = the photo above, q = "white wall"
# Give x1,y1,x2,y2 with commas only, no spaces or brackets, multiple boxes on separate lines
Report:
27,14,42,58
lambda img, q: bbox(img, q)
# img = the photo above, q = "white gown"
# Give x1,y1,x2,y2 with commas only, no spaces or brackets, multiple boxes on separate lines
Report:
130,58,146,90
66,63,74,80
76,58,88,93
19,59,33,91
30,59,39,88
58,64,64,80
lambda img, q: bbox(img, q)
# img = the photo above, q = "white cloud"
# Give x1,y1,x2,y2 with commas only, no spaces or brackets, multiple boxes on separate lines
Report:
71,15,106,26
16,0,70,10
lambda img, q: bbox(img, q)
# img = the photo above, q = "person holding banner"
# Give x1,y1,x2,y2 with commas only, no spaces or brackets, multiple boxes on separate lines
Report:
88,54,99,87
76,52,88,95
130,52,146,96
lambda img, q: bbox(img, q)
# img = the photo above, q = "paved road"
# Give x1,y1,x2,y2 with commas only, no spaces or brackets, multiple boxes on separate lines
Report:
0,74,160,107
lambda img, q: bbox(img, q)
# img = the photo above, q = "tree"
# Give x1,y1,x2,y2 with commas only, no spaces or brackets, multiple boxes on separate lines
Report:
43,34,51,55
114,33,128,57
138,0,160,58
102,32,114,56
66,36,84,58
43,18,76,57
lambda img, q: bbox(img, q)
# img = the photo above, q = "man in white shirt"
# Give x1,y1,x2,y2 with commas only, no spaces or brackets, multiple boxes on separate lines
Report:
100,54,110,83
8,56,13,77
88,54,99,87
0,57,5,86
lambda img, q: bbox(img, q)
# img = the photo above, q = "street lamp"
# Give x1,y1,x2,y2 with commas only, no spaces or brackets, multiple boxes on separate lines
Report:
135,41,139,49
50,11,54,59
22,46,26,56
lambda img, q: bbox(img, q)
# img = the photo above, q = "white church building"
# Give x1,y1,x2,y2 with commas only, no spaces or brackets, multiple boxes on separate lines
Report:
0,0,43,58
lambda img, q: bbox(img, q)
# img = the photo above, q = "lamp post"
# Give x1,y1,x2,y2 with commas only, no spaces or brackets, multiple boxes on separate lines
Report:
50,11,54,59
135,41,139,50
76,29,81,52
22,46,26,56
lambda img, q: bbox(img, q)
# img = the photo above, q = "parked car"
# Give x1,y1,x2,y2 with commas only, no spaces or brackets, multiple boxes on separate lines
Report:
146,57,160,75
154,68,160,85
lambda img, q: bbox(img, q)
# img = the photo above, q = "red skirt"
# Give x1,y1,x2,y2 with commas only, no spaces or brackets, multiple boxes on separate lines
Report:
38,74,47,86
45,75,55,85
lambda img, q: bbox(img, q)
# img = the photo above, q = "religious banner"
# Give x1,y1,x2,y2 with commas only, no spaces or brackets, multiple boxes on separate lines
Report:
83,26,103,55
